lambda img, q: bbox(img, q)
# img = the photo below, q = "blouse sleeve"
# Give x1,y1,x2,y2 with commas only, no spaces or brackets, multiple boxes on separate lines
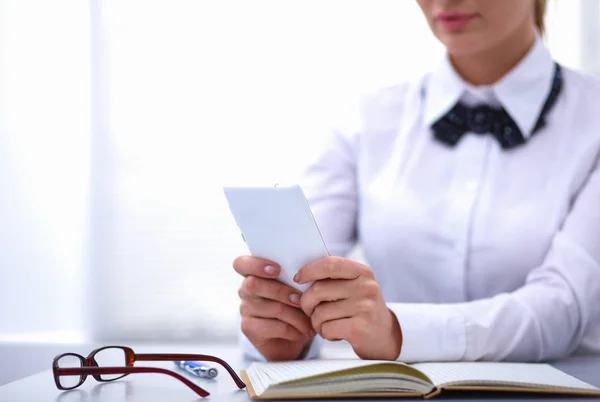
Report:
389,154,600,362
299,120,359,258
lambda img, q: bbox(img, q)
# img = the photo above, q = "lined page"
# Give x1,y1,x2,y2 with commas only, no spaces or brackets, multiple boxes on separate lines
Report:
246,360,406,396
412,362,598,390
251,359,390,383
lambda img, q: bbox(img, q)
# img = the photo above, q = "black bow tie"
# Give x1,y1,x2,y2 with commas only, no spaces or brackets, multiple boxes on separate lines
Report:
431,63,563,150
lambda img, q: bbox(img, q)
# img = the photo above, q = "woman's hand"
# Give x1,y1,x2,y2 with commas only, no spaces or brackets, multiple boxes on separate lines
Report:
233,256,316,361
295,256,402,360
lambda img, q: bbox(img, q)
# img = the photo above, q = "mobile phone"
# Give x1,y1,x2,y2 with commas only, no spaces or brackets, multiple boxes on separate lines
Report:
223,184,329,292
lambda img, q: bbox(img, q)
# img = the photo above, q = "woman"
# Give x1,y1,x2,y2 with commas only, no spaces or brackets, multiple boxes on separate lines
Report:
233,0,600,362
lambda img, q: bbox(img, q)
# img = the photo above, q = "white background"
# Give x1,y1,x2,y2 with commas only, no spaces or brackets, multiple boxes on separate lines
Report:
1,0,599,346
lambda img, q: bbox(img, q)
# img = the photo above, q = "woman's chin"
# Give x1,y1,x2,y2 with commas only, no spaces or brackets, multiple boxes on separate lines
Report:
438,35,488,57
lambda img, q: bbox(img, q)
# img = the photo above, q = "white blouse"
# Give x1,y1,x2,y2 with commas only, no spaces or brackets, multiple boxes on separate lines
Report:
241,36,600,362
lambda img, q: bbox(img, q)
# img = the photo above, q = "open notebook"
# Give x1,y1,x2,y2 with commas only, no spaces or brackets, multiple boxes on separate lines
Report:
241,359,600,399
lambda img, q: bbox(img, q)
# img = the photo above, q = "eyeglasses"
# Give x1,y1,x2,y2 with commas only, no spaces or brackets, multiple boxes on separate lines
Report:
52,346,246,398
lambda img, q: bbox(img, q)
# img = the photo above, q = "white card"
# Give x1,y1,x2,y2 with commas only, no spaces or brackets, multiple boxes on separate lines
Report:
223,184,329,292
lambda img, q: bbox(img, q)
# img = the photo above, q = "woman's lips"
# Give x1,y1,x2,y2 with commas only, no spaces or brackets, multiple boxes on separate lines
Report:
435,12,477,31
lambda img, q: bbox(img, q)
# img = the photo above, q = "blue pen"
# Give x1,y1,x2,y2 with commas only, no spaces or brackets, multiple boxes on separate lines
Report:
175,361,219,379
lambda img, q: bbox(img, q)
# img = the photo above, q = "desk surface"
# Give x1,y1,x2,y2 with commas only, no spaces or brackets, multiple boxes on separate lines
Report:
1,343,600,402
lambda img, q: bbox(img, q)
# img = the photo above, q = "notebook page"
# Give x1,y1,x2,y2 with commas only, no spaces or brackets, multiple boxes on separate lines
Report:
246,360,407,396
251,359,388,383
412,362,598,390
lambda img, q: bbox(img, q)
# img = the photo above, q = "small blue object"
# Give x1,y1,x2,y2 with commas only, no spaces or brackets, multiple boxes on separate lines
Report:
175,361,218,379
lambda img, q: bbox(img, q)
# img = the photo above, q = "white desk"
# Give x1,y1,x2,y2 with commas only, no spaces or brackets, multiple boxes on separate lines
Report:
1,342,599,402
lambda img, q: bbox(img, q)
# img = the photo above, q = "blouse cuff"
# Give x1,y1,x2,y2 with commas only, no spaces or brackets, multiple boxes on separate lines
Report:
388,302,467,362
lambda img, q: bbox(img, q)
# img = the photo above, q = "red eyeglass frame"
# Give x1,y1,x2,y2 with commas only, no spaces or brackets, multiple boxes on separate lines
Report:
52,345,246,398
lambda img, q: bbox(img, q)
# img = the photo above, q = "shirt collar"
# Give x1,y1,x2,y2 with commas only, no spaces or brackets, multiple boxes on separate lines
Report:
423,33,555,139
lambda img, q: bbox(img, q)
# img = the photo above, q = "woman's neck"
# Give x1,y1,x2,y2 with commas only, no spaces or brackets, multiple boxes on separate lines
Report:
449,26,537,86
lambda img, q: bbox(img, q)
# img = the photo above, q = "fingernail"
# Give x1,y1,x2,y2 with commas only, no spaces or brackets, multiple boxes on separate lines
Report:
289,293,301,305
264,265,277,276
293,272,300,283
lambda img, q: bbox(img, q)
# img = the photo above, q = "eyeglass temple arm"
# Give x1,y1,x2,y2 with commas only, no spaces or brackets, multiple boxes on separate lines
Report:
56,366,209,397
134,353,246,389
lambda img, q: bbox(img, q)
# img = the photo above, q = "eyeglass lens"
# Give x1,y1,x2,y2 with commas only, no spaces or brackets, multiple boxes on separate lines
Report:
92,347,128,380
56,355,85,389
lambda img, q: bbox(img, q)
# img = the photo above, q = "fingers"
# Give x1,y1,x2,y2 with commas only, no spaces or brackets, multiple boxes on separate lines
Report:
295,256,370,284
300,279,354,316
239,276,302,307
310,299,364,334
240,298,314,338
233,255,280,279
319,317,354,342
241,316,306,342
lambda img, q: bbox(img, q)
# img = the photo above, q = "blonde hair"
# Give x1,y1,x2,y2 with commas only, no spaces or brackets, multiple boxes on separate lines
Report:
534,0,547,35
